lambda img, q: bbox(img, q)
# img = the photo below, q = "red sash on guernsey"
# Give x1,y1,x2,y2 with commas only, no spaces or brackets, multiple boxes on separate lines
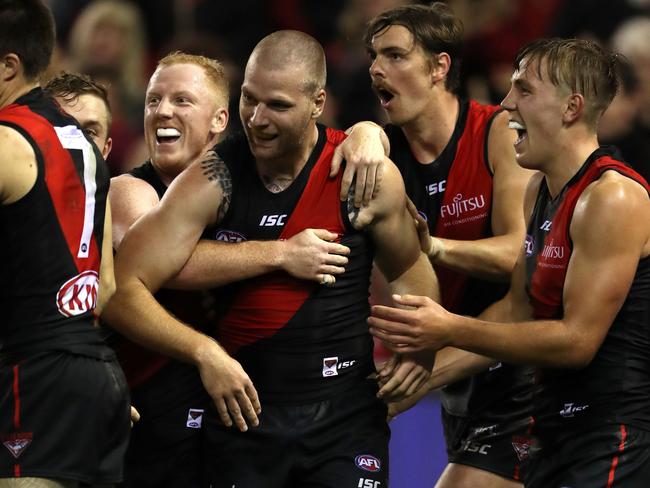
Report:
218,128,348,354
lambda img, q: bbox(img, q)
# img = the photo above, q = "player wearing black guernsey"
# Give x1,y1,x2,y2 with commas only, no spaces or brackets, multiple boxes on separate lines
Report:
105,52,361,487
106,30,437,488
370,38,650,487
0,1,130,485
340,4,534,486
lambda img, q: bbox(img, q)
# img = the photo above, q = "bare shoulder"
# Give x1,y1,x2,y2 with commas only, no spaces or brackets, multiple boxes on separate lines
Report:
486,110,516,170
574,170,650,252
110,173,160,205
0,125,37,204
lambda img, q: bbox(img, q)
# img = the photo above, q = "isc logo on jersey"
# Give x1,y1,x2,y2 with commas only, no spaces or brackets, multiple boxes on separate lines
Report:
259,214,287,227
56,270,99,317
426,180,446,195
321,356,356,377
355,454,381,472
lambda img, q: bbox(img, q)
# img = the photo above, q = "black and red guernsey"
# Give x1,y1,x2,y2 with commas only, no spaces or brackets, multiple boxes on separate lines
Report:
388,100,534,426
211,125,375,404
525,147,650,437
0,88,109,358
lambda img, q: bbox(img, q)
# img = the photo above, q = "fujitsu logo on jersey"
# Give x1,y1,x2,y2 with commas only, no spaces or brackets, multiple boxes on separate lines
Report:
440,193,486,218
56,270,99,317
541,240,565,259
259,214,287,227
426,180,446,195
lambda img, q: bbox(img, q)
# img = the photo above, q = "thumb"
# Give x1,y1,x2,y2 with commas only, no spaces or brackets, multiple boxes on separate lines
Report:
311,228,338,241
392,294,429,309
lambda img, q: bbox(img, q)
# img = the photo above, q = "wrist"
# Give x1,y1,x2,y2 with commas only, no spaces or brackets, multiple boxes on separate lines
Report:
428,236,445,262
193,335,224,368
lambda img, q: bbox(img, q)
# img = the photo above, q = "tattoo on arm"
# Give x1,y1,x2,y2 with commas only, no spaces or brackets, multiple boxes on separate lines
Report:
201,153,232,222
347,183,360,226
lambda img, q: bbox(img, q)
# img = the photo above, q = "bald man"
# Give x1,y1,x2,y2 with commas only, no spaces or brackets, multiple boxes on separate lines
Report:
106,30,438,488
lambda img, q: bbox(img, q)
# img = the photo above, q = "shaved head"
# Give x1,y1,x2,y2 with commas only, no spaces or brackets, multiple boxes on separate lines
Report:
248,30,326,95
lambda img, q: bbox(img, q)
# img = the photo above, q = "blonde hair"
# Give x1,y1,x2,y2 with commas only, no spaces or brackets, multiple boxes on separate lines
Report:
68,0,146,100
157,51,230,108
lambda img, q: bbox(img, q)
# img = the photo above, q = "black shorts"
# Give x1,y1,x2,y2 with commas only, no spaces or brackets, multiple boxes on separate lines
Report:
442,409,532,482
121,362,209,488
0,351,130,484
203,380,389,488
524,424,650,488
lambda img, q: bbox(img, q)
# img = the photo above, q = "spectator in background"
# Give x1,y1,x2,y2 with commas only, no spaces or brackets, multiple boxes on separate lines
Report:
66,0,148,174
610,16,650,181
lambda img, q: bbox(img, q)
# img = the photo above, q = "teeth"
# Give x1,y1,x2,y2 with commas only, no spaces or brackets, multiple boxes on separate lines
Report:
156,128,181,137
508,121,526,130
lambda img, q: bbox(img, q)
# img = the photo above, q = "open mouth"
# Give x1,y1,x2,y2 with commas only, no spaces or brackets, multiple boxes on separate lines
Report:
508,120,527,145
373,85,395,106
156,127,181,144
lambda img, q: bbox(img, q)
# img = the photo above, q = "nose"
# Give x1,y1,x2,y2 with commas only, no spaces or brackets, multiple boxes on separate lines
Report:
369,56,384,79
500,86,516,112
247,103,268,128
155,97,173,118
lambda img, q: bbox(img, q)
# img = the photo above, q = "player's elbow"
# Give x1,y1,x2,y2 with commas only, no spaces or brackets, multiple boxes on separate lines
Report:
558,339,599,369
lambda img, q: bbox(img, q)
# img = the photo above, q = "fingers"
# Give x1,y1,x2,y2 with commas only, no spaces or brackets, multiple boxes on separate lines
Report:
340,164,355,201
354,166,369,207
330,147,343,178
370,303,417,323
361,165,377,206
214,387,261,433
310,228,338,242
373,162,384,199
317,273,336,286
392,294,430,309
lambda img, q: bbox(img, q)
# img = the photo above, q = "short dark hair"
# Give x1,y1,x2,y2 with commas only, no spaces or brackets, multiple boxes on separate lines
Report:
0,0,55,80
364,2,464,93
514,38,620,126
44,72,112,129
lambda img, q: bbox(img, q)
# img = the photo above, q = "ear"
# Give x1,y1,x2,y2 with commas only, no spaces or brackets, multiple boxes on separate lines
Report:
430,52,451,85
0,53,21,82
102,137,113,160
562,93,584,124
210,107,229,137
311,88,326,119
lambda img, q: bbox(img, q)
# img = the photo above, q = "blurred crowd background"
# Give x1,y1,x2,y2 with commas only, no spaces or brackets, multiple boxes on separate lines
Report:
43,0,650,180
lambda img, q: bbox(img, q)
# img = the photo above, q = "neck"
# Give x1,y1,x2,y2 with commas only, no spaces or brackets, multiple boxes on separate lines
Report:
543,129,599,197
400,91,459,164
0,79,38,110
256,123,319,190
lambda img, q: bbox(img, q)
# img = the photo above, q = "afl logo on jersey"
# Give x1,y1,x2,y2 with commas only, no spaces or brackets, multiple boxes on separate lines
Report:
56,270,99,317
215,229,246,242
355,454,381,472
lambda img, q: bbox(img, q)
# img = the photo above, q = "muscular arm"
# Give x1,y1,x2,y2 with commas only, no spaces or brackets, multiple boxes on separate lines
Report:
371,172,650,368
110,172,349,289
95,199,115,315
0,126,37,204
354,161,439,399
428,111,533,281
104,154,261,431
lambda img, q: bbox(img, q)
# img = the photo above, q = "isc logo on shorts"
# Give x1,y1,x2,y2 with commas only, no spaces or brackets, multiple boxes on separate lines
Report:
186,408,204,429
355,454,381,472
56,270,99,317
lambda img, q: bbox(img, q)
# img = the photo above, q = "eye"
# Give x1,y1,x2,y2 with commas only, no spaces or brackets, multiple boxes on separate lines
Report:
84,128,97,137
146,96,160,106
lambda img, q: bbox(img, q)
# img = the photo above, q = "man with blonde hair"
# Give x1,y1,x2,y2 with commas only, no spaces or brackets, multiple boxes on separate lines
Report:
370,37,650,487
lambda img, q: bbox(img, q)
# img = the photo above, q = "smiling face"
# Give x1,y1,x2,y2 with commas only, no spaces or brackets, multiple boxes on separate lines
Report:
501,57,571,170
144,63,227,180
56,93,112,159
239,55,323,168
368,24,436,127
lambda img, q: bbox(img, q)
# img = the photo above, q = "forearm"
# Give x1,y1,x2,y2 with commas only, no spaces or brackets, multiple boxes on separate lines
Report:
102,278,216,365
166,239,283,290
428,347,496,390
388,252,440,302
449,314,588,368
431,234,519,282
